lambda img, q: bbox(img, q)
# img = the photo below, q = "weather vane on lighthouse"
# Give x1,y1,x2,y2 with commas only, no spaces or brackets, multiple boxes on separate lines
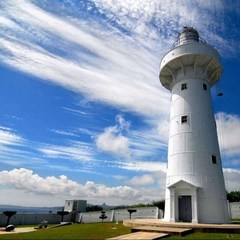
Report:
159,27,229,223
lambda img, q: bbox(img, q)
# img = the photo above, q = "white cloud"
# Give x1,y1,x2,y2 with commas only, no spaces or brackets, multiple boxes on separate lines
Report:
63,107,87,116
115,115,131,131
0,168,141,205
96,114,168,159
0,0,170,121
0,127,24,146
96,131,129,155
216,113,240,158
96,115,130,155
126,171,167,202
118,161,167,173
92,0,227,44
39,141,94,162
224,168,240,192
1,1,236,162
0,0,237,121
51,129,79,137
1,167,238,207
112,175,126,180
127,174,154,186
156,119,169,144
135,187,166,203
1,1,235,161
129,118,168,156
0,168,166,206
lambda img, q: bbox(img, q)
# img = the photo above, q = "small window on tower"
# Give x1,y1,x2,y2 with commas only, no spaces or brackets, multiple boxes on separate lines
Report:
181,83,187,90
203,83,207,91
181,115,188,124
212,155,217,164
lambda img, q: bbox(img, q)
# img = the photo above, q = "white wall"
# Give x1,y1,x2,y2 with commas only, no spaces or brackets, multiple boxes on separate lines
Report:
113,207,160,221
79,210,112,223
0,207,163,226
0,213,61,226
229,202,240,219
78,207,162,223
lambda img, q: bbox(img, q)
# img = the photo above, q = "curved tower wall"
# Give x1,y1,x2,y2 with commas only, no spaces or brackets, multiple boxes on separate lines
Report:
159,28,229,223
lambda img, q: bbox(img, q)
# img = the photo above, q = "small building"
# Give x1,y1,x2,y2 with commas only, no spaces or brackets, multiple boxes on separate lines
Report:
64,200,87,213
64,200,87,223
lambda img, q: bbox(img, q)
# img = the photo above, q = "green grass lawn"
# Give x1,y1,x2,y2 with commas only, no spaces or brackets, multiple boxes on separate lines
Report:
0,222,131,239
1,222,240,239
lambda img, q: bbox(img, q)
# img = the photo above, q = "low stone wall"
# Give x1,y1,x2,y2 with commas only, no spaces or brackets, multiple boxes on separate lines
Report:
0,207,163,226
2,203,240,226
78,207,162,223
0,213,61,227
79,210,113,223
229,202,240,219
113,207,161,221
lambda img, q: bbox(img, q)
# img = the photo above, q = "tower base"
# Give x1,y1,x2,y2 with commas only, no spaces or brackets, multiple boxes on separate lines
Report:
164,180,230,224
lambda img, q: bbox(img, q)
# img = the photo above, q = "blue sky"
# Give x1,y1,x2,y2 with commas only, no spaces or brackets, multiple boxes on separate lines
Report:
0,0,239,207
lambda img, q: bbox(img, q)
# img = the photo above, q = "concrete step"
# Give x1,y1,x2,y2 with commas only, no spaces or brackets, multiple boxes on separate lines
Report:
132,226,193,236
124,219,240,234
107,231,169,240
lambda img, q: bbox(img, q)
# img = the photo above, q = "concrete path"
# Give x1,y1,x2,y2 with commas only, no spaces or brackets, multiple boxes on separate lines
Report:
0,227,36,234
132,226,192,236
108,231,169,240
124,219,240,233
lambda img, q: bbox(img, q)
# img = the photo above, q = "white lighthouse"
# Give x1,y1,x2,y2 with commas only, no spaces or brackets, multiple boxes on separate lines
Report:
159,27,229,223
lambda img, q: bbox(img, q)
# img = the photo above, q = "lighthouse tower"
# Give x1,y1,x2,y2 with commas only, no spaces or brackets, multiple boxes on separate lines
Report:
159,27,229,223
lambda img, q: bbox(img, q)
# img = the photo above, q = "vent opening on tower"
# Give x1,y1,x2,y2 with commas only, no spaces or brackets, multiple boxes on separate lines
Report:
181,83,187,90
212,155,217,164
181,115,188,124
203,83,207,91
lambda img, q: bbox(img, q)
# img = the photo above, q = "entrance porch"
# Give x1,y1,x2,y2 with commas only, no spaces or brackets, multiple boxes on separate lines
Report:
167,180,199,223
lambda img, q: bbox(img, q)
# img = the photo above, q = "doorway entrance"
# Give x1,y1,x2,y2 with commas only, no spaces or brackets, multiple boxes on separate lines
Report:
178,196,192,222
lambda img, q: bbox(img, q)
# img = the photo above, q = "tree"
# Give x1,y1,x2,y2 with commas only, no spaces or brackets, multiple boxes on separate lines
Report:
152,200,165,210
86,205,103,212
227,191,240,202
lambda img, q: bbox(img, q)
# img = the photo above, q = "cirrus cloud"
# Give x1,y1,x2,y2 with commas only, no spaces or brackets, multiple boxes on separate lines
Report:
0,126,24,146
